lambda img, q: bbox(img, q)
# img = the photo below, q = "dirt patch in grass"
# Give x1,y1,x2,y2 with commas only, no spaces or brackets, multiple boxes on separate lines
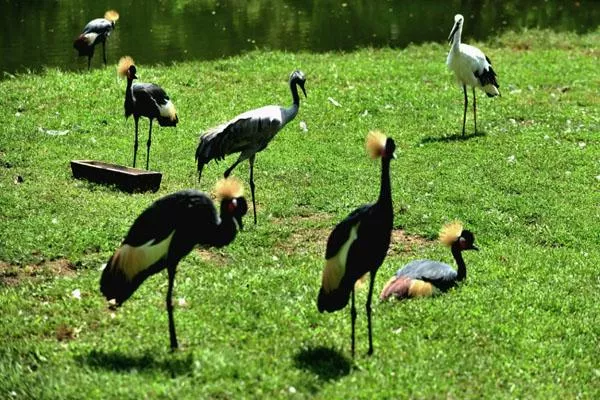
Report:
0,258,76,286
388,229,432,256
194,249,230,266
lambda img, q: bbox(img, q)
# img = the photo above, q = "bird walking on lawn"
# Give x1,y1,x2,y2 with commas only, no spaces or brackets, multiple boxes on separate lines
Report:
118,56,179,170
380,221,478,301
446,14,500,135
73,10,119,70
195,70,307,225
317,130,396,357
100,178,248,351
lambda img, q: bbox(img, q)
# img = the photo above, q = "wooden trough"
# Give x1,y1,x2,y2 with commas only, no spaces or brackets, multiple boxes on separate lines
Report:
71,160,162,193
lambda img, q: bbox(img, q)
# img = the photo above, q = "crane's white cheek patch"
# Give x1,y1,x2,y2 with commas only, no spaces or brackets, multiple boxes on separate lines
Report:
322,223,360,293
116,232,175,280
483,84,499,96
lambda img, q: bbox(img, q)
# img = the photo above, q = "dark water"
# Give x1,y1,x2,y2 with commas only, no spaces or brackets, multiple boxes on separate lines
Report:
1,0,598,75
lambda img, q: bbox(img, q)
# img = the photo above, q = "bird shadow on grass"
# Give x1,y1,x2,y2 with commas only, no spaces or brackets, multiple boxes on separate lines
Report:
420,130,486,144
293,346,352,381
75,349,194,377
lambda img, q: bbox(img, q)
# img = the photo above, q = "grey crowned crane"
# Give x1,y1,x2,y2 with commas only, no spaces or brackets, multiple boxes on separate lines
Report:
317,131,396,357
73,10,119,70
380,221,478,301
195,70,307,224
446,14,500,136
117,56,179,170
100,178,248,351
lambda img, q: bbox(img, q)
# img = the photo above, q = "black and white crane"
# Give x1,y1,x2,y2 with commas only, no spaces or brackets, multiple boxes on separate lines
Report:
73,10,119,70
117,56,179,170
446,14,500,135
317,131,396,357
380,221,478,301
100,178,248,350
195,70,307,224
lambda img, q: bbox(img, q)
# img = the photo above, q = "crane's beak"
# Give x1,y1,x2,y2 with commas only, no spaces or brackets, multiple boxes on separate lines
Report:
300,83,307,98
392,152,397,159
471,244,479,251
448,24,458,44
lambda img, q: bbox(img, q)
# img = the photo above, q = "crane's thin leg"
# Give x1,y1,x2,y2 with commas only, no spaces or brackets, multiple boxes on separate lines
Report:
350,288,357,358
462,85,468,136
146,119,153,170
472,87,477,134
102,41,107,66
366,271,376,356
166,265,178,351
224,156,246,178
248,155,257,224
133,117,139,168
87,55,92,71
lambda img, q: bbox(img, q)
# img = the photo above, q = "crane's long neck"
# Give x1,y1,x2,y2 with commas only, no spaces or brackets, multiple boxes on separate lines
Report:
125,78,134,103
378,157,393,212
211,213,238,248
451,24,462,53
282,81,300,124
451,245,467,281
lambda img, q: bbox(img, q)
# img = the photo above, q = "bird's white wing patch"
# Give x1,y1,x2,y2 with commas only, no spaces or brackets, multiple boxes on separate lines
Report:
83,32,99,45
158,100,177,120
322,222,360,293
115,231,175,280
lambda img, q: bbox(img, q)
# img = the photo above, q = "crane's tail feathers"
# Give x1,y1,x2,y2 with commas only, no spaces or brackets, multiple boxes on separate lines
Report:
439,220,463,247
104,10,120,22
476,65,500,97
157,101,178,126
117,56,135,78
380,277,435,300
366,130,387,159
195,124,229,175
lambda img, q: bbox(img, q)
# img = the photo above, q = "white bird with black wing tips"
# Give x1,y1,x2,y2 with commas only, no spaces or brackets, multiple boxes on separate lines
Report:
195,70,307,225
447,14,500,136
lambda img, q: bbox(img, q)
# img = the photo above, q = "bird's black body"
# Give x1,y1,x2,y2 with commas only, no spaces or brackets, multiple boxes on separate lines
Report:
195,70,307,224
100,187,247,350
122,63,179,169
73,16,115,69
317,134,395,357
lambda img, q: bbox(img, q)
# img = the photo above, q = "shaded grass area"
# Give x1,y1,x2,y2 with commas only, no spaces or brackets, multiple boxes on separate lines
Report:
0,29,599,398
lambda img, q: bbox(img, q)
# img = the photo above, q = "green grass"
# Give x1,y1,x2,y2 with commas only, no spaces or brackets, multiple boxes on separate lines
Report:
1,29,599,398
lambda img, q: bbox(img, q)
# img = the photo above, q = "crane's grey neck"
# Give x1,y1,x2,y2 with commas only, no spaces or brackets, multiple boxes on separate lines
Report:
212,214,238,248
451,245,466,281
378,157,392,210
281,79,301,124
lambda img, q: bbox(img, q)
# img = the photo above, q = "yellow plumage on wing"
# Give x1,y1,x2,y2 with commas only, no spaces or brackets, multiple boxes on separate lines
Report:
365,130,387,159
117,56,135,78
104,10,120,22
439,220,463,247
215,177,244,200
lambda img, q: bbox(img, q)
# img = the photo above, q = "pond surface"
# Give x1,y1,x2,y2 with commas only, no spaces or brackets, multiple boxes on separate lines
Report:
1,0,598,75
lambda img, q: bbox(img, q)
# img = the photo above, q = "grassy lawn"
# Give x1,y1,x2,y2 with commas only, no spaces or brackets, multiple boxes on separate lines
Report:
0,29,599,398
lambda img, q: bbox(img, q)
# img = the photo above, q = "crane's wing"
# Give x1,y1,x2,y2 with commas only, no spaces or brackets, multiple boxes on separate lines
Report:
324,204,371,259
196,105,283,165
82,18,113,35
396,259,457,282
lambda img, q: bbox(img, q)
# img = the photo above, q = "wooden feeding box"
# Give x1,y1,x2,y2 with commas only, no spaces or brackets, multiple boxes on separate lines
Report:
71,160,162,193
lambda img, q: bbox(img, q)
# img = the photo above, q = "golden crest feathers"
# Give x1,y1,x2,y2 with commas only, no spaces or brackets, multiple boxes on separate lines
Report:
215,177,244,200
117,56,135,78
439,220,464,247
104,10,120,22
366,130,387,159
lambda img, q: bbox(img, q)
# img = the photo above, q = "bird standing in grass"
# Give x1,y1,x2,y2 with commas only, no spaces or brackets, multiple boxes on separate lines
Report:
73,10,119,70
317,131,396,357
118,56,179,170
195,70,307,225
446,14,500,135
100,178,248,350
380,221,478,301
